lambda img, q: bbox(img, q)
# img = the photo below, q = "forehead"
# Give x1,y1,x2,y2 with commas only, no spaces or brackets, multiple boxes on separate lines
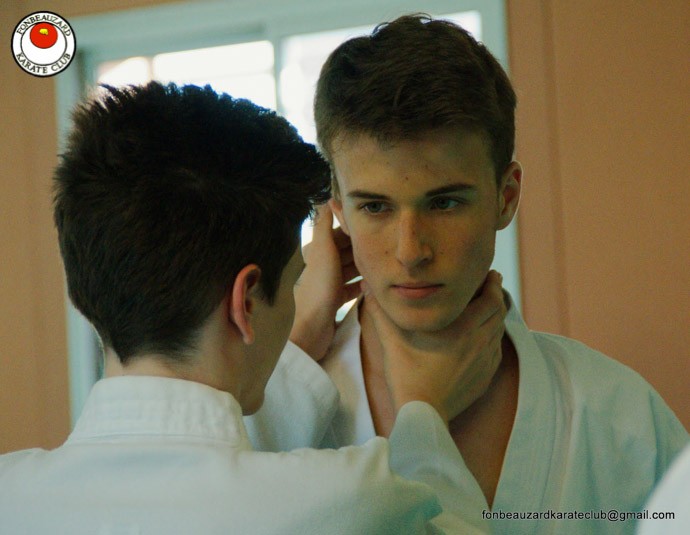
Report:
331,129,495,196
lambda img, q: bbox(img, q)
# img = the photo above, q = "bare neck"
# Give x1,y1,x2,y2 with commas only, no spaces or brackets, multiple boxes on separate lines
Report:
358,301,520,507
102,348,241,400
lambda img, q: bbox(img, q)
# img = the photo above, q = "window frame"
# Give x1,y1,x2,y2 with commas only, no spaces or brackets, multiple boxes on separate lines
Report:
55,0,515,425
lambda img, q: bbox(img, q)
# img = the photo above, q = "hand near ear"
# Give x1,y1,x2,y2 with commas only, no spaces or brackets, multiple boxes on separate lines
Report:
289,204,361,361
363,271,506,424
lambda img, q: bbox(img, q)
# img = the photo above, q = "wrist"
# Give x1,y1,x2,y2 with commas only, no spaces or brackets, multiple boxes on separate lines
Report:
289,322,331,362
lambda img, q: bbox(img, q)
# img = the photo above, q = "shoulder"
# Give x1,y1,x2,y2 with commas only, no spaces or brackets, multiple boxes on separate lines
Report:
530,329,679,421
531,330,657,399
0,448,48,474
0,448,51,501
240,438,441,533
528,330,688,472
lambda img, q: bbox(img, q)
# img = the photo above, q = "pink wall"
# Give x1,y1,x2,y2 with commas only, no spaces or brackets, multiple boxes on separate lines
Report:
0,0,180,453
508,0,689,428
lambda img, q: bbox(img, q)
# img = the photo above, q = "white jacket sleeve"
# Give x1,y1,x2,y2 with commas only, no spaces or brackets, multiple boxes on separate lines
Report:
244,341,340,451
389,402,491,534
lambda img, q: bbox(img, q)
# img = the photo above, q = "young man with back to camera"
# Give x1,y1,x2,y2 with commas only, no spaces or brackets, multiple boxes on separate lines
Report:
0,81,509,534
248,14,689,534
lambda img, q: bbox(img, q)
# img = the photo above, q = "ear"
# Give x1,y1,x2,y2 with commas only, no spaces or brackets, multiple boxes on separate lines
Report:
229,264,262,345
496,161,523,230
328,196,350,236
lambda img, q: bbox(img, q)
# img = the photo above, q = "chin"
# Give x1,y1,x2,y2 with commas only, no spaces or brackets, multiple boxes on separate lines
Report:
387,305,459,333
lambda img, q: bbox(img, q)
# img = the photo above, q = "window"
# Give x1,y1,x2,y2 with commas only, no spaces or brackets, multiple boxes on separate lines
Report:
57,0,515,424
97,41,277,109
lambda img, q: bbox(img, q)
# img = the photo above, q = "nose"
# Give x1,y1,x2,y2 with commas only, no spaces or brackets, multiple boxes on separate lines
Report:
395,211,432,269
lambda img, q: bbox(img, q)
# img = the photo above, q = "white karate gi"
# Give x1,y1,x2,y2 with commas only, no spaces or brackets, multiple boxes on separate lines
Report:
0,375,482,534
637,443,690,534
248,294,689,534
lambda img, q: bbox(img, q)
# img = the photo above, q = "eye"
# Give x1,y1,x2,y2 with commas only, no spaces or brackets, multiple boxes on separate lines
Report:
430,197,461,210
360,201,389,214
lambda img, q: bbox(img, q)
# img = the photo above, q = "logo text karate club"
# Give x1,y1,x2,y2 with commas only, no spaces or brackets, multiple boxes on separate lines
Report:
12,12,76,77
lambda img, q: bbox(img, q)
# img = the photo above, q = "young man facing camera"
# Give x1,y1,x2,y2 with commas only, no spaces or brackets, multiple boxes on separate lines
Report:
0,82,506,534
249,15,689,534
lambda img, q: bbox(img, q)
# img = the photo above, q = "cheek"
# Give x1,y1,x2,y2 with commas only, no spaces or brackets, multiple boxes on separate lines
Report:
436,220,496,276
458,229,496,281
351,234,389,281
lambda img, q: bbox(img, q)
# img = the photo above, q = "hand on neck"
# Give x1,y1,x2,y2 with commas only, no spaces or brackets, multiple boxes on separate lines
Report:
358,270,508,425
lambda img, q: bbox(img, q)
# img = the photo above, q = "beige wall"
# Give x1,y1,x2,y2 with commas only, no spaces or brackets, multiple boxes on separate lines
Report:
0,0,181,453
1,0,688,452
507,0,689,429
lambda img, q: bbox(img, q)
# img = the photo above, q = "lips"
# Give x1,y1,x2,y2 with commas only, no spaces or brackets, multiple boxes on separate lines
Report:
391,282,443,299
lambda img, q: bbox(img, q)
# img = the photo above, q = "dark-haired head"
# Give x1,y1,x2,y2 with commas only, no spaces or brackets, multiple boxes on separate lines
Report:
54,82,330,364
315,13,516,183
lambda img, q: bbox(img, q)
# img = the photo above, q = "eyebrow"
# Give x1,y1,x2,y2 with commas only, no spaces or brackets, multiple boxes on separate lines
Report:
346,182,476,200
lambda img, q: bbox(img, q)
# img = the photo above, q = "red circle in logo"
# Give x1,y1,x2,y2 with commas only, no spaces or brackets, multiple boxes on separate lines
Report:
29,23,58,49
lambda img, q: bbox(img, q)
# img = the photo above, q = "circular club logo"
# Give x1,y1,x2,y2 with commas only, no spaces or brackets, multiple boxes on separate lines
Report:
12,12,76,77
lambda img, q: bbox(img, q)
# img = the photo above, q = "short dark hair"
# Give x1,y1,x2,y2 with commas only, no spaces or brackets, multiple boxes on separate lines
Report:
54,82,330,363
314,14,516,180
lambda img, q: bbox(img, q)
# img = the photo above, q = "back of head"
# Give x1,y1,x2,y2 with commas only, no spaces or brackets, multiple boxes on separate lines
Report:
54,82,329,364
314,13,516,179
